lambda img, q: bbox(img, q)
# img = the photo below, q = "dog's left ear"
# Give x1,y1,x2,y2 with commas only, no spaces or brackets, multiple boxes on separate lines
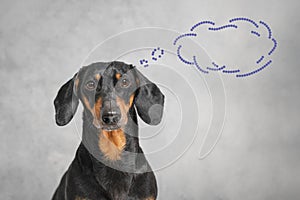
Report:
134,68,165,125
54,73,79,126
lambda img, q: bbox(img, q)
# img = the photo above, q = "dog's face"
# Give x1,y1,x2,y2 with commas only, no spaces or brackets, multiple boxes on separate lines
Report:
75,62,139,131
54,61,164,131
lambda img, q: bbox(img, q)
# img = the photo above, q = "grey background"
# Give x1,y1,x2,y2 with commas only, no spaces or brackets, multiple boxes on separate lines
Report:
1,0,299,199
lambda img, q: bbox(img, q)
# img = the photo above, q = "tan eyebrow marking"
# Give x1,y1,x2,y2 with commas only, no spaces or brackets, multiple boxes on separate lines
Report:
95,74,101,81
116,73,121,80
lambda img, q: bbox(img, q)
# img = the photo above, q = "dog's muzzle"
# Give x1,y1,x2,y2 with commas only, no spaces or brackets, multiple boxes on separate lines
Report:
101,100,121,130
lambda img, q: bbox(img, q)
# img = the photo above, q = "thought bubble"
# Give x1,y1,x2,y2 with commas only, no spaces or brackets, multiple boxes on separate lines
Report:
173,17,278,77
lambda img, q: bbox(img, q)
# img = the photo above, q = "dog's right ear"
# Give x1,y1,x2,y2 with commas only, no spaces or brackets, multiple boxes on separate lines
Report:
54,73,79,126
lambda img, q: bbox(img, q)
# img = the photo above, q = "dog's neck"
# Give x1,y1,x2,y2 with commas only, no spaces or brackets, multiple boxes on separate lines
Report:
80,107,151,174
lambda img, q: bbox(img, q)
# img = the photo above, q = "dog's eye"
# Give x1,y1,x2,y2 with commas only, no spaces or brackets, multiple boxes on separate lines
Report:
85,80,96,90
121,78,130,88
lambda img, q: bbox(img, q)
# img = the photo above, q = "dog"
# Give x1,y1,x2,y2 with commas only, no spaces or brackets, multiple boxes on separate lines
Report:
52,61,165,200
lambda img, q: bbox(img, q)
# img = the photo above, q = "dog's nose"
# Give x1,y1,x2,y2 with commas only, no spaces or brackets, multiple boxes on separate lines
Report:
102,111,121,125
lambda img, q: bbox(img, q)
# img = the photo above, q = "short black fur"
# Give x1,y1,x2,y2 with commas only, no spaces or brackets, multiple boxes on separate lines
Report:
52,61,164,200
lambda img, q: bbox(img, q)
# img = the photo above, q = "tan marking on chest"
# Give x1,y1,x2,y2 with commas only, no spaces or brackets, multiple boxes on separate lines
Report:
98,129,126,161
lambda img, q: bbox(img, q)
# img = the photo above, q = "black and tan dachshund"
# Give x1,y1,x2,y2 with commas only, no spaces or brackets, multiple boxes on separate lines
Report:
52,61,165,200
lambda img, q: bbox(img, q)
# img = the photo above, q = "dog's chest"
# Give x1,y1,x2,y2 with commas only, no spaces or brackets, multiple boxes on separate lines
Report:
95,168,133,199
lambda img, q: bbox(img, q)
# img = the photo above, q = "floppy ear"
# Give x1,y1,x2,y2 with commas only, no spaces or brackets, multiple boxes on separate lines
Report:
54,74,79,126
134,69,165,125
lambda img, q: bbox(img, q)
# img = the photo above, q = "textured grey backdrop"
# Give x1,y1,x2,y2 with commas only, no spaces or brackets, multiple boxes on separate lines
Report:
1,0,299,199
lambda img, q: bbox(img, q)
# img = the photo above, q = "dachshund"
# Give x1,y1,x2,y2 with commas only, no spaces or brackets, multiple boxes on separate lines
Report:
52,61,165,200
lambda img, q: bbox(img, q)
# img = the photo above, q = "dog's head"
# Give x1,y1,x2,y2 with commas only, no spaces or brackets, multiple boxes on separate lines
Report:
54,61,165,131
